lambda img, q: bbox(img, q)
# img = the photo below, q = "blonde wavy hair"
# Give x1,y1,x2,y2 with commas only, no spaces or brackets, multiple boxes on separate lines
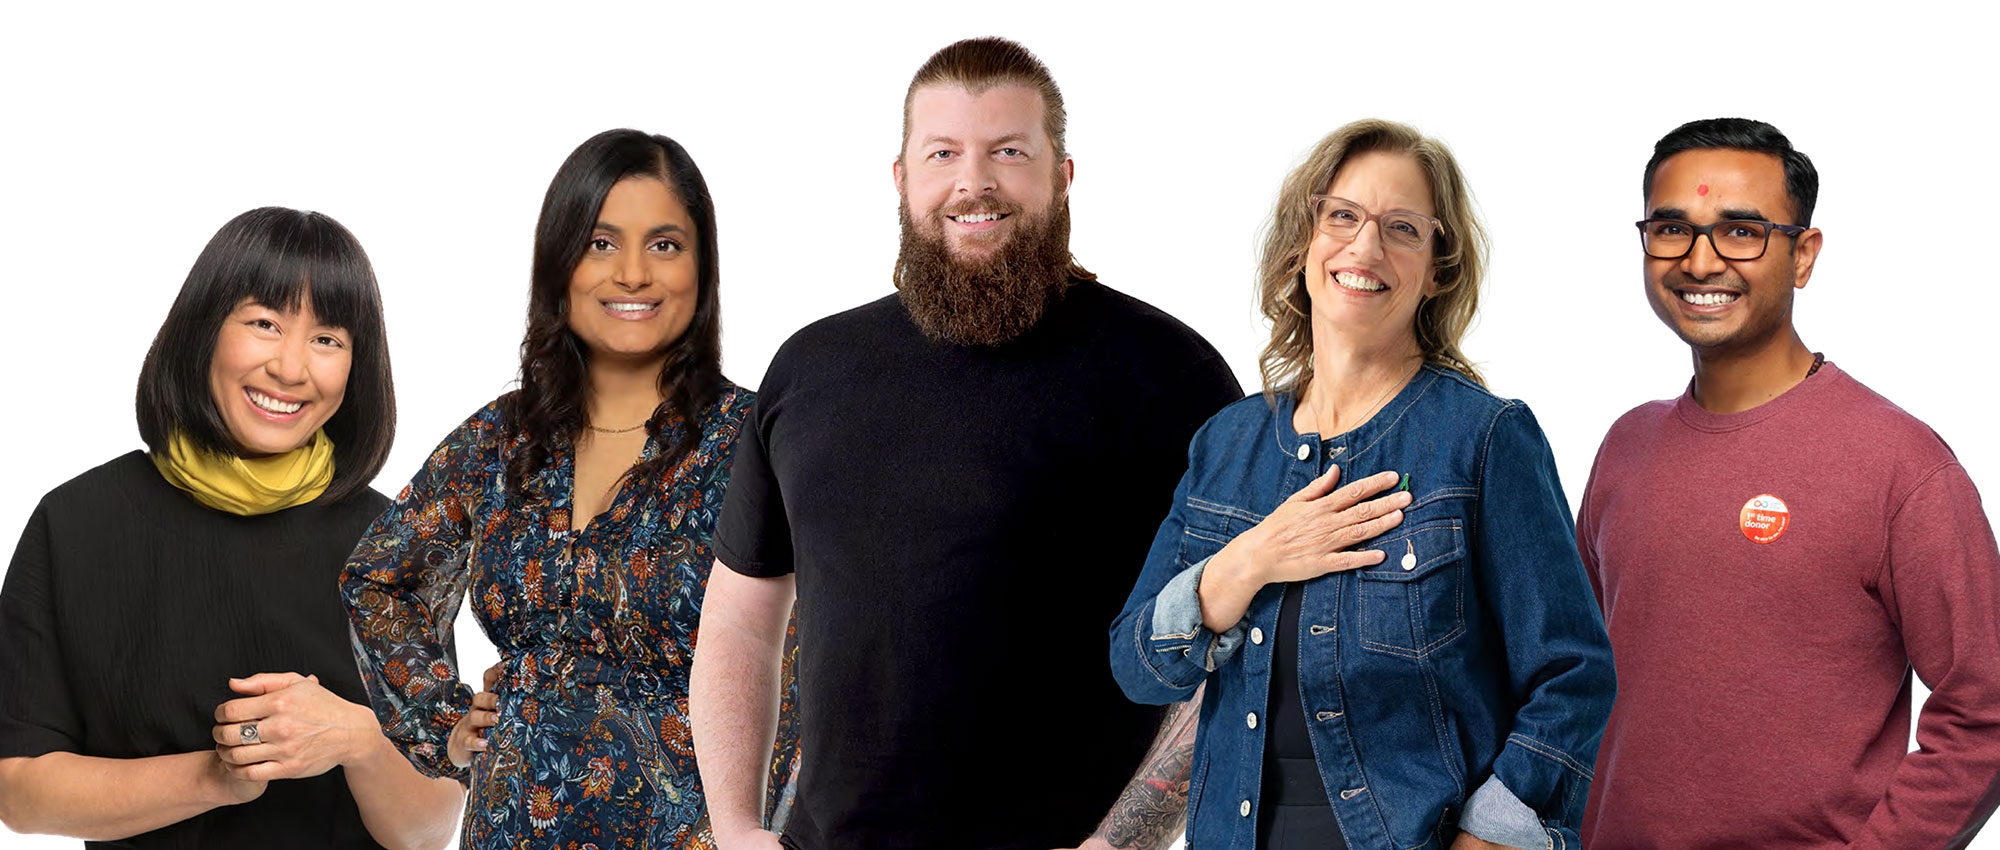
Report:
1257,119,1489,394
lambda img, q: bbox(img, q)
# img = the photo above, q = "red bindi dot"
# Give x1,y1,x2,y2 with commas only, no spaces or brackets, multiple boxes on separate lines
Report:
1697,184,1709,196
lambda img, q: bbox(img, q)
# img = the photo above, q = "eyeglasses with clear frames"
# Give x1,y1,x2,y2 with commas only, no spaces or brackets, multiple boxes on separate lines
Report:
1635,218,1809,261
1310,195,1443,252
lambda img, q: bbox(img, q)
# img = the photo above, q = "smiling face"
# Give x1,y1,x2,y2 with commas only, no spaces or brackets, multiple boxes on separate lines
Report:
207,298,351,457
567,176,700,365
890,82,1078,346
1303,150,1438,351
1643,148,1821,354
896,82,1070,264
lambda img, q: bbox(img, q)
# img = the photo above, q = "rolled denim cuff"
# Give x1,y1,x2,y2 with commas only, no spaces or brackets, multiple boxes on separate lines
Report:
1459,775,1549,849
1149,556,1247,671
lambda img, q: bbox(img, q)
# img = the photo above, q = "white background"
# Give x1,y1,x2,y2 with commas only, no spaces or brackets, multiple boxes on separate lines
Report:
2,2,1995,847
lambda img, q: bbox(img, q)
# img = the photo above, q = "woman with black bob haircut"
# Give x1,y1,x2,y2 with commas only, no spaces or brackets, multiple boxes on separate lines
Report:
343,129,797,848
0,207,466,849
135,208,397,503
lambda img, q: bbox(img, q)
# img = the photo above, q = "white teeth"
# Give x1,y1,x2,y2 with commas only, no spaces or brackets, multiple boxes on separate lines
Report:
1680,291,1740,307
247,390,303,414
953,213,1001,223
606,302,656,312
1333,271,1385,292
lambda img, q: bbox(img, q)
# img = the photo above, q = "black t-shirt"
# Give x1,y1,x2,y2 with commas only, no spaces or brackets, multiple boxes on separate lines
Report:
716,281,1242,850
0,452,394,849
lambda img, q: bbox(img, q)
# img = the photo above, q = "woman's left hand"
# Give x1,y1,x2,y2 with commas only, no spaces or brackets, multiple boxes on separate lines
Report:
447,661,504,769
1450,832,1520,850
211,672,378,781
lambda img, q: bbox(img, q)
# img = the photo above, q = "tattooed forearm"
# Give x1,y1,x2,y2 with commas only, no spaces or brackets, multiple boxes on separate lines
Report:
1094,684,1203,850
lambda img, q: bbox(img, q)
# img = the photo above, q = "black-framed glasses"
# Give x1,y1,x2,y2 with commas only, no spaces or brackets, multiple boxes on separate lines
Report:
1311,195,1443,252
1635,218,1808,261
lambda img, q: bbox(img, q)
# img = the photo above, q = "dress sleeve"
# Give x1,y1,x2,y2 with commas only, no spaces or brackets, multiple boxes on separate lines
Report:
0,500,83,758
1848,462,2000,849
339,413,487,781
1457,403,1617,848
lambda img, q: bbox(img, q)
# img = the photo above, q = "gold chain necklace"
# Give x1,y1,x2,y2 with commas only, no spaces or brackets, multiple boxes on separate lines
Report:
1303,358,1424,438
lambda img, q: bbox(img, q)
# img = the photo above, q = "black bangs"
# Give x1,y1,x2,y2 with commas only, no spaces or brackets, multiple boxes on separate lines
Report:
237,211,384,341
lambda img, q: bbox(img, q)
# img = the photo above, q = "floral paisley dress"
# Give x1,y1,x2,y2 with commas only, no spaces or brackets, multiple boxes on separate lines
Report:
342,383,799,849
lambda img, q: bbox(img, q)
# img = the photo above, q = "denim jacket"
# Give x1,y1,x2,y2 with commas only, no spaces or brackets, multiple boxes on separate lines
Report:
1109,366,1614,850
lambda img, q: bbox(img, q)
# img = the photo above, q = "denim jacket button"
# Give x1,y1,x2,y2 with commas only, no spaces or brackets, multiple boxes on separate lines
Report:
1250,627,1265,645
1240,799,1252,817
1295,443,1310,461
1246,712,1258,729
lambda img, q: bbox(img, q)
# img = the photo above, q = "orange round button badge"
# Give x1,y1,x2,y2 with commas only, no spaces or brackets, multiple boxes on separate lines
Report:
1740,494,1790,544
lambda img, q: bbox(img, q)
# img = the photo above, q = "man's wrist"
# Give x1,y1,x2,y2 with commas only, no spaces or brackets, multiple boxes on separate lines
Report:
709,811,768,843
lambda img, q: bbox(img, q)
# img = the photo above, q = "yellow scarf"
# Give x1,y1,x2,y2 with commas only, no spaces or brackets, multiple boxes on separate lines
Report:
151,429,336,516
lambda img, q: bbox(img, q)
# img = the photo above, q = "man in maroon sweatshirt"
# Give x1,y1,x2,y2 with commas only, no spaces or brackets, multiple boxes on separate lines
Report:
1577,117,2000,849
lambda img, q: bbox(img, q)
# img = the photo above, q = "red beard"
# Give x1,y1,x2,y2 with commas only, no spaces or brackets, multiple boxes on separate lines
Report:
894,197,1076,347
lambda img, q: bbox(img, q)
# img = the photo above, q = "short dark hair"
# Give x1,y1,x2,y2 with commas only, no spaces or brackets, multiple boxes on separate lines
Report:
1644,117,1820,226
136,207,396,504
505,129,724,491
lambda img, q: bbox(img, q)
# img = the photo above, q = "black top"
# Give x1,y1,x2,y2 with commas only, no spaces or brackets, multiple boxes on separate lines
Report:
0,452,392,849
1258,583,1345,849
1265,583,1326,771
716,281,1242,850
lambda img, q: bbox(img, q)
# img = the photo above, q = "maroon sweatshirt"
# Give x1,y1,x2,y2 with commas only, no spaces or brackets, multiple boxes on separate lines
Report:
1578,362,2000,849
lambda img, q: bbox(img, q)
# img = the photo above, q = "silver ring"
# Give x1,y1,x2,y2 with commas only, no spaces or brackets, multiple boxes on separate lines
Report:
239,723,260,744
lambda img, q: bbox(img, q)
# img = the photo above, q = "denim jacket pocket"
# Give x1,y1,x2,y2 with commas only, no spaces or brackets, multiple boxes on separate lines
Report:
1178,497,1258,567
1357,518,1467,659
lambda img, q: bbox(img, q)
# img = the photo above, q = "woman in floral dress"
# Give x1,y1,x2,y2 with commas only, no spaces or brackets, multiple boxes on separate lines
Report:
342,129,797,849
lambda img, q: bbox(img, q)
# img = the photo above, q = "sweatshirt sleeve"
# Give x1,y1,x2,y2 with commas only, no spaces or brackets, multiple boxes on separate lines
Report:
1851,461,2000,850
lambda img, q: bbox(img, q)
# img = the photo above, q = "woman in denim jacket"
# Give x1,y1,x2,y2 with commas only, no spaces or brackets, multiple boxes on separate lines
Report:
1109,120,1614,850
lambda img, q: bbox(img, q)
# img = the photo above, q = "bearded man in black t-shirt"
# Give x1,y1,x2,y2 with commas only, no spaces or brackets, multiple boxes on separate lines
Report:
690,36,1243,850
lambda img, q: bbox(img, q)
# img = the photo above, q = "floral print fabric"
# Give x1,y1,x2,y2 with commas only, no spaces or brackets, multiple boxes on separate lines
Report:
342,384,796,848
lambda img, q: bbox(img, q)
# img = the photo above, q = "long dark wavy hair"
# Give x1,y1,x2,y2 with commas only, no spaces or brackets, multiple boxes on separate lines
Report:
503,129,723,493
